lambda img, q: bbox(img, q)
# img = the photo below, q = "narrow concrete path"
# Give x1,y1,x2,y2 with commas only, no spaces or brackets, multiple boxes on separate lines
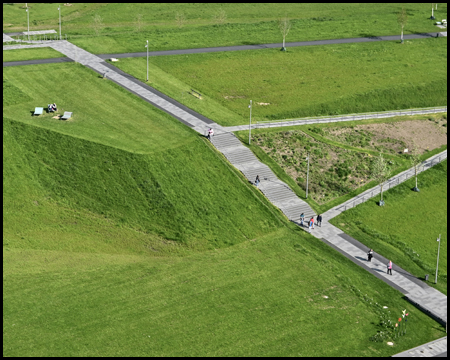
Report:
224,107,447,132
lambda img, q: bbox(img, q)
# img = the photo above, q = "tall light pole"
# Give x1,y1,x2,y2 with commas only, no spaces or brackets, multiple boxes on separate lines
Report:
248,100,252,145
435,234,441,284
26,7,30,41
305,153,310,199
431,3,435,20
58,5,61,40
145,40,149,82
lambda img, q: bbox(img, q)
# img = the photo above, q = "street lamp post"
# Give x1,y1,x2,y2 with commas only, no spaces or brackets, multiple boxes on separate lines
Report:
305,153,310,199
431,4,435,20
26,7,30,41
435,234,441,284
248,100,252,145
145,40,149,82
58,5,61,40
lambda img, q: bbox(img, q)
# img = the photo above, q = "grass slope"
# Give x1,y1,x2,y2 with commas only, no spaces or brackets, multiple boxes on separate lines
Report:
3,118,282,251
330,160,447,295
3,227,445,356
3,3,446,54
3,47,66,62
112,38,447,126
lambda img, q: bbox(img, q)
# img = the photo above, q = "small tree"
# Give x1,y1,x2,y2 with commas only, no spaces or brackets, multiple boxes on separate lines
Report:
212,8,227,25
371,153,391,206
175,11,186,28
92,14,104,36
135,14,143,32
410,144,421,192
397,7,408,44
278,16,291,51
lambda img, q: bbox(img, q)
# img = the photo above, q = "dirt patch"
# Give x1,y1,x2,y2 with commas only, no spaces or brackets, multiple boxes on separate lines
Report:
325,118,447,155
257,102,270,106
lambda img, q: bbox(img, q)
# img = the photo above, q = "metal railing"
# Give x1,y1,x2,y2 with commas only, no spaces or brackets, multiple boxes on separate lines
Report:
335,150,447,212
256,106,447,128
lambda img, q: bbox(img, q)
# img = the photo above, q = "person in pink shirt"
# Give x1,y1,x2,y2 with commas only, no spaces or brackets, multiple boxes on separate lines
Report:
387,260,393,275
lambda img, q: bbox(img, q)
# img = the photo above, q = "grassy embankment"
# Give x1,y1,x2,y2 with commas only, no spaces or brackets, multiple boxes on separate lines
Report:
330,160,447,295
3,3,446,54
3,62,445,356
3,47,66,62
111,38,447,126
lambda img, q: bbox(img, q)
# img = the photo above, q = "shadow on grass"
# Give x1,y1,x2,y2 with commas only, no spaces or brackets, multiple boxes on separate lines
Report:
358,33,381,39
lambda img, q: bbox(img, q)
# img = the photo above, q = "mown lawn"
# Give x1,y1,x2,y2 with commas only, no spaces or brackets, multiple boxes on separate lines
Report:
3,227,446,357
112,38,447,126
3,62,193,154
3,3,446,54
3,47,66,62
330,160,447,295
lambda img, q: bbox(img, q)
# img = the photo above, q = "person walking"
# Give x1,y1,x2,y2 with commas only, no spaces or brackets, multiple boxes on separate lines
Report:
207,128,214,140
367,249,373,262
387,260,393,275
308,218,313,233
300,213,305,227
317,214,322,227
255,175,260,187
310,216,315,230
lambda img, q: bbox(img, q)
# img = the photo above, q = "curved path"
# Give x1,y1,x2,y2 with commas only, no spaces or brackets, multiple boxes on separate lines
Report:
3,39,447,355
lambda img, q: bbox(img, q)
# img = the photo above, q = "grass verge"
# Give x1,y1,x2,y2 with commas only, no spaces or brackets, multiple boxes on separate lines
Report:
330,160,447,295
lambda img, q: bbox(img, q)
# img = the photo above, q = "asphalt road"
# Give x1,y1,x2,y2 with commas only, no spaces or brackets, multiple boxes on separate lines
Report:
3,32,442,67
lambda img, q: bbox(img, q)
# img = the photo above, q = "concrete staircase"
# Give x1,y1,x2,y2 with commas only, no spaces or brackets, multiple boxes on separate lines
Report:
211,132,316,221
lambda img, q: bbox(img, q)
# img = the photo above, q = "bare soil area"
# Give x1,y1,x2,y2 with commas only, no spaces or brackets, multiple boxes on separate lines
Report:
326,118,447,155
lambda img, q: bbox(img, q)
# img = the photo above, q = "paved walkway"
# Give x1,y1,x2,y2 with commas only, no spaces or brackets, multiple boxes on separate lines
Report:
392,336,447,357
224,107,447,132
3,38,447,356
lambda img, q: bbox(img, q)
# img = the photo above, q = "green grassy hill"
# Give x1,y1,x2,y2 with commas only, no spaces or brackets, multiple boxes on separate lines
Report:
3,117,283,252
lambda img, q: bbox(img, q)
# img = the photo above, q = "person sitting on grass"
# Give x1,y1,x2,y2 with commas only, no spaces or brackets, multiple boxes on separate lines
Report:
51,103,57,112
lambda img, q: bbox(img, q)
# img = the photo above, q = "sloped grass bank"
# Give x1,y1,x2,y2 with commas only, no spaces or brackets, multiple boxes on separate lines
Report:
3,118,282,251
330,160,447,295
113,38,447,126
3,228,445,357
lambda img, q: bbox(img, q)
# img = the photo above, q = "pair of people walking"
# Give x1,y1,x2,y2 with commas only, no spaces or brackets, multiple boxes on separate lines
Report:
367,248,393,275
